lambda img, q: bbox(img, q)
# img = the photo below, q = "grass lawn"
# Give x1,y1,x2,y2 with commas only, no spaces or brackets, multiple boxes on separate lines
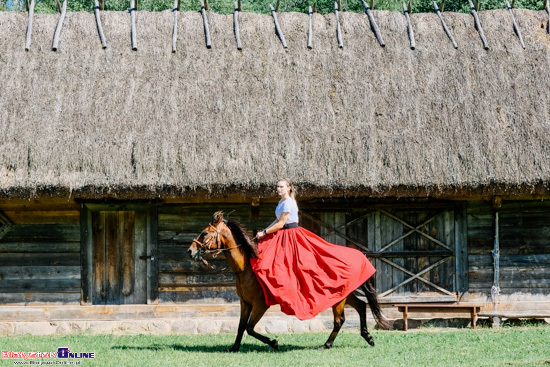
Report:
0,325,549,367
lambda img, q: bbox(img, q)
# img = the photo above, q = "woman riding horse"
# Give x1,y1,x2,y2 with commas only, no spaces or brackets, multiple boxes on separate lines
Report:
188,179,391,351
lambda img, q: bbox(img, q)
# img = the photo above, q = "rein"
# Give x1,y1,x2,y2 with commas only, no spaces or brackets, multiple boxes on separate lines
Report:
192,224,241,272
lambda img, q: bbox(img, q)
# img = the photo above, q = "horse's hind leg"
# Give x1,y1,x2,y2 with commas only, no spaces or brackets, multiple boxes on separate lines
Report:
346,293,375,346
246,303,279,351
319,299,346,350
227,300,252,352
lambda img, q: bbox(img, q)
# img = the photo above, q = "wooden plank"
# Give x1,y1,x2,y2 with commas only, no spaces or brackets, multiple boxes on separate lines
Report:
120,211,135,303
2,210,79,224
0,254,79,266
160,259,231,274
81,205,93,305
159,272,235,286
106,212,119,304
0,279,80,293
133,211,148,304
455,203,468,293
0,242,79,253
0,266,80,280
147,206,159,304
3,224,80,242
159,289,239,303
0,293,80,304
92,211,106,305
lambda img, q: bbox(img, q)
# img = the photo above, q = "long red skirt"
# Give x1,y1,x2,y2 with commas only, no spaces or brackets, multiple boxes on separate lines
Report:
250,227,376,321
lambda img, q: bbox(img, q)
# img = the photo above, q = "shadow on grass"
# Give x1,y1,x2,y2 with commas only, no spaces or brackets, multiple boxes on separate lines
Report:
112,343,315,353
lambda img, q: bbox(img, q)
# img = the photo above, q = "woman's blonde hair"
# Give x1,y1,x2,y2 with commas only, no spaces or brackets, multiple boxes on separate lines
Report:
278,178,297,200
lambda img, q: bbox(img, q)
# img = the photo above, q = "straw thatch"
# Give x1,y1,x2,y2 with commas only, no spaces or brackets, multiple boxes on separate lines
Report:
0,9,549,199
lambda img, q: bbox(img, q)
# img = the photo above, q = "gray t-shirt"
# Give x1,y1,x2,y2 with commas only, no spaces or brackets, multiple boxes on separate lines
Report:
275,197,299,223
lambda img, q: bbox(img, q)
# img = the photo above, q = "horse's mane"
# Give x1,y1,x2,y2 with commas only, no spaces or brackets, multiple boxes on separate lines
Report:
226,220,259,259
211,212,259,259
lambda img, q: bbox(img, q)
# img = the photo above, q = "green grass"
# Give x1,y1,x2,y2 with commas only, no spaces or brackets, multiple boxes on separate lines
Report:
1,326,549,367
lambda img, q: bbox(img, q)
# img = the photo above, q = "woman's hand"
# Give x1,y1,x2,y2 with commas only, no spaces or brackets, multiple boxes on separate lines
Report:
256,231,266,239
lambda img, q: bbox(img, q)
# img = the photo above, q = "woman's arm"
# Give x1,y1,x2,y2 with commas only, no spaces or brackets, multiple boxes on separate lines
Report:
256,212,290,239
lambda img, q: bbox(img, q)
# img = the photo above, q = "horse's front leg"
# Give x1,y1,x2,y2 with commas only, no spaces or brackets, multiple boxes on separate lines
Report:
319,298,346,350
245,302,278,351
226,300,252,352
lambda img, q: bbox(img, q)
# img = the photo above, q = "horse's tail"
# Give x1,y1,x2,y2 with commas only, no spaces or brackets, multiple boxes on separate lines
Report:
362,279,392,330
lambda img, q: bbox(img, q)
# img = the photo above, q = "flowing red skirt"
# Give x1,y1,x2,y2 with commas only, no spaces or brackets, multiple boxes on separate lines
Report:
250,227,376,321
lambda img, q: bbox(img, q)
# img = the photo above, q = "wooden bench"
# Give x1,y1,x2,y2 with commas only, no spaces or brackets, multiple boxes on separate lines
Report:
394,303,486,331
479,311,550,328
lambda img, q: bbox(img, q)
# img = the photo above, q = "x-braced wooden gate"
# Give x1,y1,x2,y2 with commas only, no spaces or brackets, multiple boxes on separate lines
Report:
300,202,467,303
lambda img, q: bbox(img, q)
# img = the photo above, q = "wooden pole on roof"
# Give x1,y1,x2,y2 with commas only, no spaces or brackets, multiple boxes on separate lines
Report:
307,5,313,49
361,0,384,47
94,0,107,48
270,4,287,48
403,2,415,50
433,0,457,49
467,0,489,50
130,0,138,50
172,0,178,53
546,0,550,34
25,0,36,51
234,1,242,50
200,0,212,48
504,0,524,48
52,0,67,51
335,2,343,48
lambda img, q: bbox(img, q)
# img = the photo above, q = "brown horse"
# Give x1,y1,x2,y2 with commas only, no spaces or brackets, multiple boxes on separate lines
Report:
187,212,391,352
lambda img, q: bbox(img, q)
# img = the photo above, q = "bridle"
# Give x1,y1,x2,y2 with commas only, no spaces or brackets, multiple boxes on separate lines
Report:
191,223,241,271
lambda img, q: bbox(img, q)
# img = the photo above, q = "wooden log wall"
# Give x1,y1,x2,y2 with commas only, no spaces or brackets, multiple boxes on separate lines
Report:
0,201,80,304
467,200,550,296
157,204,273,303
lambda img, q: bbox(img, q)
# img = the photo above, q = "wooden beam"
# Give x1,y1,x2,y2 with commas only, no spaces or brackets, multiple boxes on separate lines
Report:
200,0,212,48
130,0,138,51
172,0,178,53
94,0,107,49
334,2,343,48
433,0,457,49
308,6,313,49
361,0,385,47
234,1,242,50
25,0,36,51
505,0,525,48
403,2,415,50
468,0,489,50
269,4,287,48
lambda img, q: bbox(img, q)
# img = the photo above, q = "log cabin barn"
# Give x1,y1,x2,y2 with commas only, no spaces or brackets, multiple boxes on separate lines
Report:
0,4,549,334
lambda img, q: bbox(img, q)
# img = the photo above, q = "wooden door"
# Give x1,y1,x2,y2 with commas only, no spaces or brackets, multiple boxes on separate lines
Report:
81,205,158,305
300,201,467,303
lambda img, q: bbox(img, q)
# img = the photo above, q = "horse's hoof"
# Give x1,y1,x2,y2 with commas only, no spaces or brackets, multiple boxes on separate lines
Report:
364,335,375,347
318,344,331,350
270,340,279,351
224,347,239,353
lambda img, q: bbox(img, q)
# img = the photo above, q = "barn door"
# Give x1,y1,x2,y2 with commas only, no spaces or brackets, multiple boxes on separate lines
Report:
300,202,467,303
369,207,461,302
81,205,158,305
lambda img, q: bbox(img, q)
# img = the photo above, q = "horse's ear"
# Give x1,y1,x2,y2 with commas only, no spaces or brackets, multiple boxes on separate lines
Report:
211,211,224,225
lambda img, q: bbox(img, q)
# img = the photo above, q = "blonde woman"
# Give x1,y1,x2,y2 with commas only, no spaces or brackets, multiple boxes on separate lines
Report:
251,179,376,320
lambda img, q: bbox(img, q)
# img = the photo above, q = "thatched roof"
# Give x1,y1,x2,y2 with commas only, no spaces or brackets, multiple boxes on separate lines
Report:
1,9,550,200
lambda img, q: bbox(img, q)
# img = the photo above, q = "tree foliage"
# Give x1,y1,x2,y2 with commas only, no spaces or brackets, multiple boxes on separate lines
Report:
0,0,545,15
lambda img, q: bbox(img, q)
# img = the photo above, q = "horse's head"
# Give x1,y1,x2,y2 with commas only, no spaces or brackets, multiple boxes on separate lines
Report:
188,211,227,261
